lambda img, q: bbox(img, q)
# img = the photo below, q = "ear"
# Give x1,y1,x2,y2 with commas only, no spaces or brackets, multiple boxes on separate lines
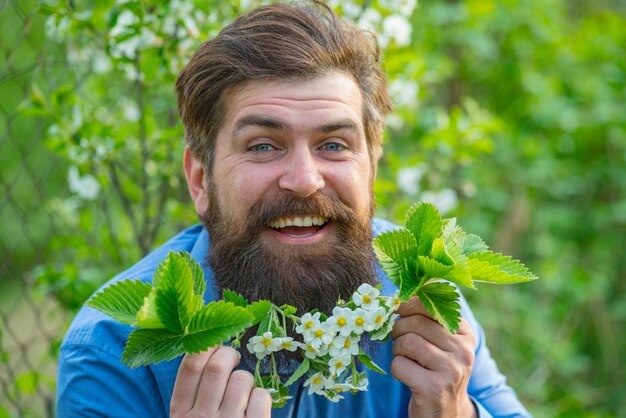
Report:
183,147,209,214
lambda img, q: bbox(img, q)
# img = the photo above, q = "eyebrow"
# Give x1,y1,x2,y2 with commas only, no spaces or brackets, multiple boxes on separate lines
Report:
233,115,359,135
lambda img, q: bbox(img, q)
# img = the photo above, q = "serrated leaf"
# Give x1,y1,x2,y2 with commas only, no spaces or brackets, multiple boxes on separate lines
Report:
467,251,538,284
441,218,460,242
285,358,310,385
121,329,184,368
456,231,488,255
398,267,419,301
135,288,165,328
154,252,198,333
257,315,271,335
223,289,249,307
357,351,387,374
280,304,298,316
418,256,454,278
405,202,442,256
443,241,475,289
430,237,454,266
180,251,206,298
417,282,461,334
86,279,152,325
373,229,417,286
183,301,253,353
247,300,272,326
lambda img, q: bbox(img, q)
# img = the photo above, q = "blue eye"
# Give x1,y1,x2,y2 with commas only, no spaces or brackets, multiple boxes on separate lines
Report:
249,143,275,153
321,142,345,152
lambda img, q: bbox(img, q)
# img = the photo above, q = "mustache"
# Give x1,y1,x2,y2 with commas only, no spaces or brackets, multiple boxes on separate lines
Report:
245,192,359,233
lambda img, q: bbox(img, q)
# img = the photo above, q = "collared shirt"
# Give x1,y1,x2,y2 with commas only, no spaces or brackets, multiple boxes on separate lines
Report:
57,220,532,417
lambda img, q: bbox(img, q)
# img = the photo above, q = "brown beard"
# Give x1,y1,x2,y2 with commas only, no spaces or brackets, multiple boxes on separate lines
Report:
201,187,378,316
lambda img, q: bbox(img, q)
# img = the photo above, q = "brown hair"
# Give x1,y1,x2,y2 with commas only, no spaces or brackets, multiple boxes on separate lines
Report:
176,0,392,171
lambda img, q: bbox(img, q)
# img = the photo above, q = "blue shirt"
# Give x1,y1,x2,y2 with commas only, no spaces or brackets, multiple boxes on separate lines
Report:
57,220,531,417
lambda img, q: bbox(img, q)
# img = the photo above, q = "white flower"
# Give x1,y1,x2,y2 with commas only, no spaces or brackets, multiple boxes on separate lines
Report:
328,354,351,377
327,382,354,394
326,307,355,337
371,313,399,341
385,290,402,313
420,188,458,215
364,306,389,332
352,284,381,311
344,375,369,392
68,166,100,200
303,372,329,395
349,308,367,335
322,390,344,403
397,165,426,197
275,337,301,352
246,332,280,359
307,322,335,348
303,341,327,359
383,14,412,47
329,334,360,358
296,312,322,339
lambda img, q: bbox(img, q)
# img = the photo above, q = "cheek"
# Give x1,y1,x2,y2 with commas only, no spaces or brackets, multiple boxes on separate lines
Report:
217,166,277,217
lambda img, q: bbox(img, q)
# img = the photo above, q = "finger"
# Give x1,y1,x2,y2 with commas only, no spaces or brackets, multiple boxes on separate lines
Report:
191,346,241,415
390,354,432,390
392,332,450,371
391,314,457,352
395,296,432,318
245,387,272,418
170,347,220,415
219,370,255,417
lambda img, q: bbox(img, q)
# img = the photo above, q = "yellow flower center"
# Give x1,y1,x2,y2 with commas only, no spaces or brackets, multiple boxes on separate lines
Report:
375,315,383,324
313,376,322,385
355,317,364,326
337,317,347,327
363,295,371,304
343,340,351,349
282,342,291,349
262,337,272,347
305,320,314,329
314,329,324,338
335,360,344,368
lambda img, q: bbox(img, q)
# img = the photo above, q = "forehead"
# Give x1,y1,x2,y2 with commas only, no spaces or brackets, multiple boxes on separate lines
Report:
221,73,364,130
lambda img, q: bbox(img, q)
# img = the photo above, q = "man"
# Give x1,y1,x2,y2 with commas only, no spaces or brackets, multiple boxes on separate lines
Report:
57,1,531,417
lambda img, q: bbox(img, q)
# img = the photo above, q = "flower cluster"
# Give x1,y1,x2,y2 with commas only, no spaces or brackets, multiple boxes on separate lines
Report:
245,284,400,406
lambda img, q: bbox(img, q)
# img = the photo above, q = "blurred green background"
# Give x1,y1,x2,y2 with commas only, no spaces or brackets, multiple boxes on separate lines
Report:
1,0,624,416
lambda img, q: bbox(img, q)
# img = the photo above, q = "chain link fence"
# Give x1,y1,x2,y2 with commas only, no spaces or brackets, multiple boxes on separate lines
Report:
0,1,78,416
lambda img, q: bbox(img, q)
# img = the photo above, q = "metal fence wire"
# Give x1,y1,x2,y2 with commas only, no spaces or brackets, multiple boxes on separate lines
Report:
0,1,69,416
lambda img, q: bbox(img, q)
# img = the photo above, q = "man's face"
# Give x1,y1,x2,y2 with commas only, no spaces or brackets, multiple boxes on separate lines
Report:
211,72,374,244
197,73,378,319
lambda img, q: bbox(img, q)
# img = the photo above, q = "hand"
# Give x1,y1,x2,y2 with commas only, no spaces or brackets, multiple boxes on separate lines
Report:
390,296,478,418
170,346,272,418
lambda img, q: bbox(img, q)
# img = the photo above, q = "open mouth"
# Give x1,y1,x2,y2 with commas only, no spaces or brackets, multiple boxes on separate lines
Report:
268,215,330,238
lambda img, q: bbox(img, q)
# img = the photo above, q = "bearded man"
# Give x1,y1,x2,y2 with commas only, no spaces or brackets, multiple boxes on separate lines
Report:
57,2,531,417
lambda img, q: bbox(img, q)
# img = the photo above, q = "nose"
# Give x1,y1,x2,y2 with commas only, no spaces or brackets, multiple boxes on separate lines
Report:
278,148,325,197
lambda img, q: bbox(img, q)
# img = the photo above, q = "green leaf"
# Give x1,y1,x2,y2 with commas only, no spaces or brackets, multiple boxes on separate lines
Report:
183,301,253,353
15,371,39,395
257,315,271,334
443,241,475,289
405,202,442,256
121,328,184,368
280,304,298,316
418,256,454,279
467,251,538,284
247,300,272,326
180,251,206,298
285,358,310,385
455,231,488,255
357,351,386,374
430,237,454,266
154,252,198,333
86,279,152,325
135,288,165,328
398,267,419,301
417,282,461,334
223,289,248,307
373,229,417,286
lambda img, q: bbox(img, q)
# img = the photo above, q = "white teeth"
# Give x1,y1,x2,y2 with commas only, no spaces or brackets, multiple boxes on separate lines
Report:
269,215,328,229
